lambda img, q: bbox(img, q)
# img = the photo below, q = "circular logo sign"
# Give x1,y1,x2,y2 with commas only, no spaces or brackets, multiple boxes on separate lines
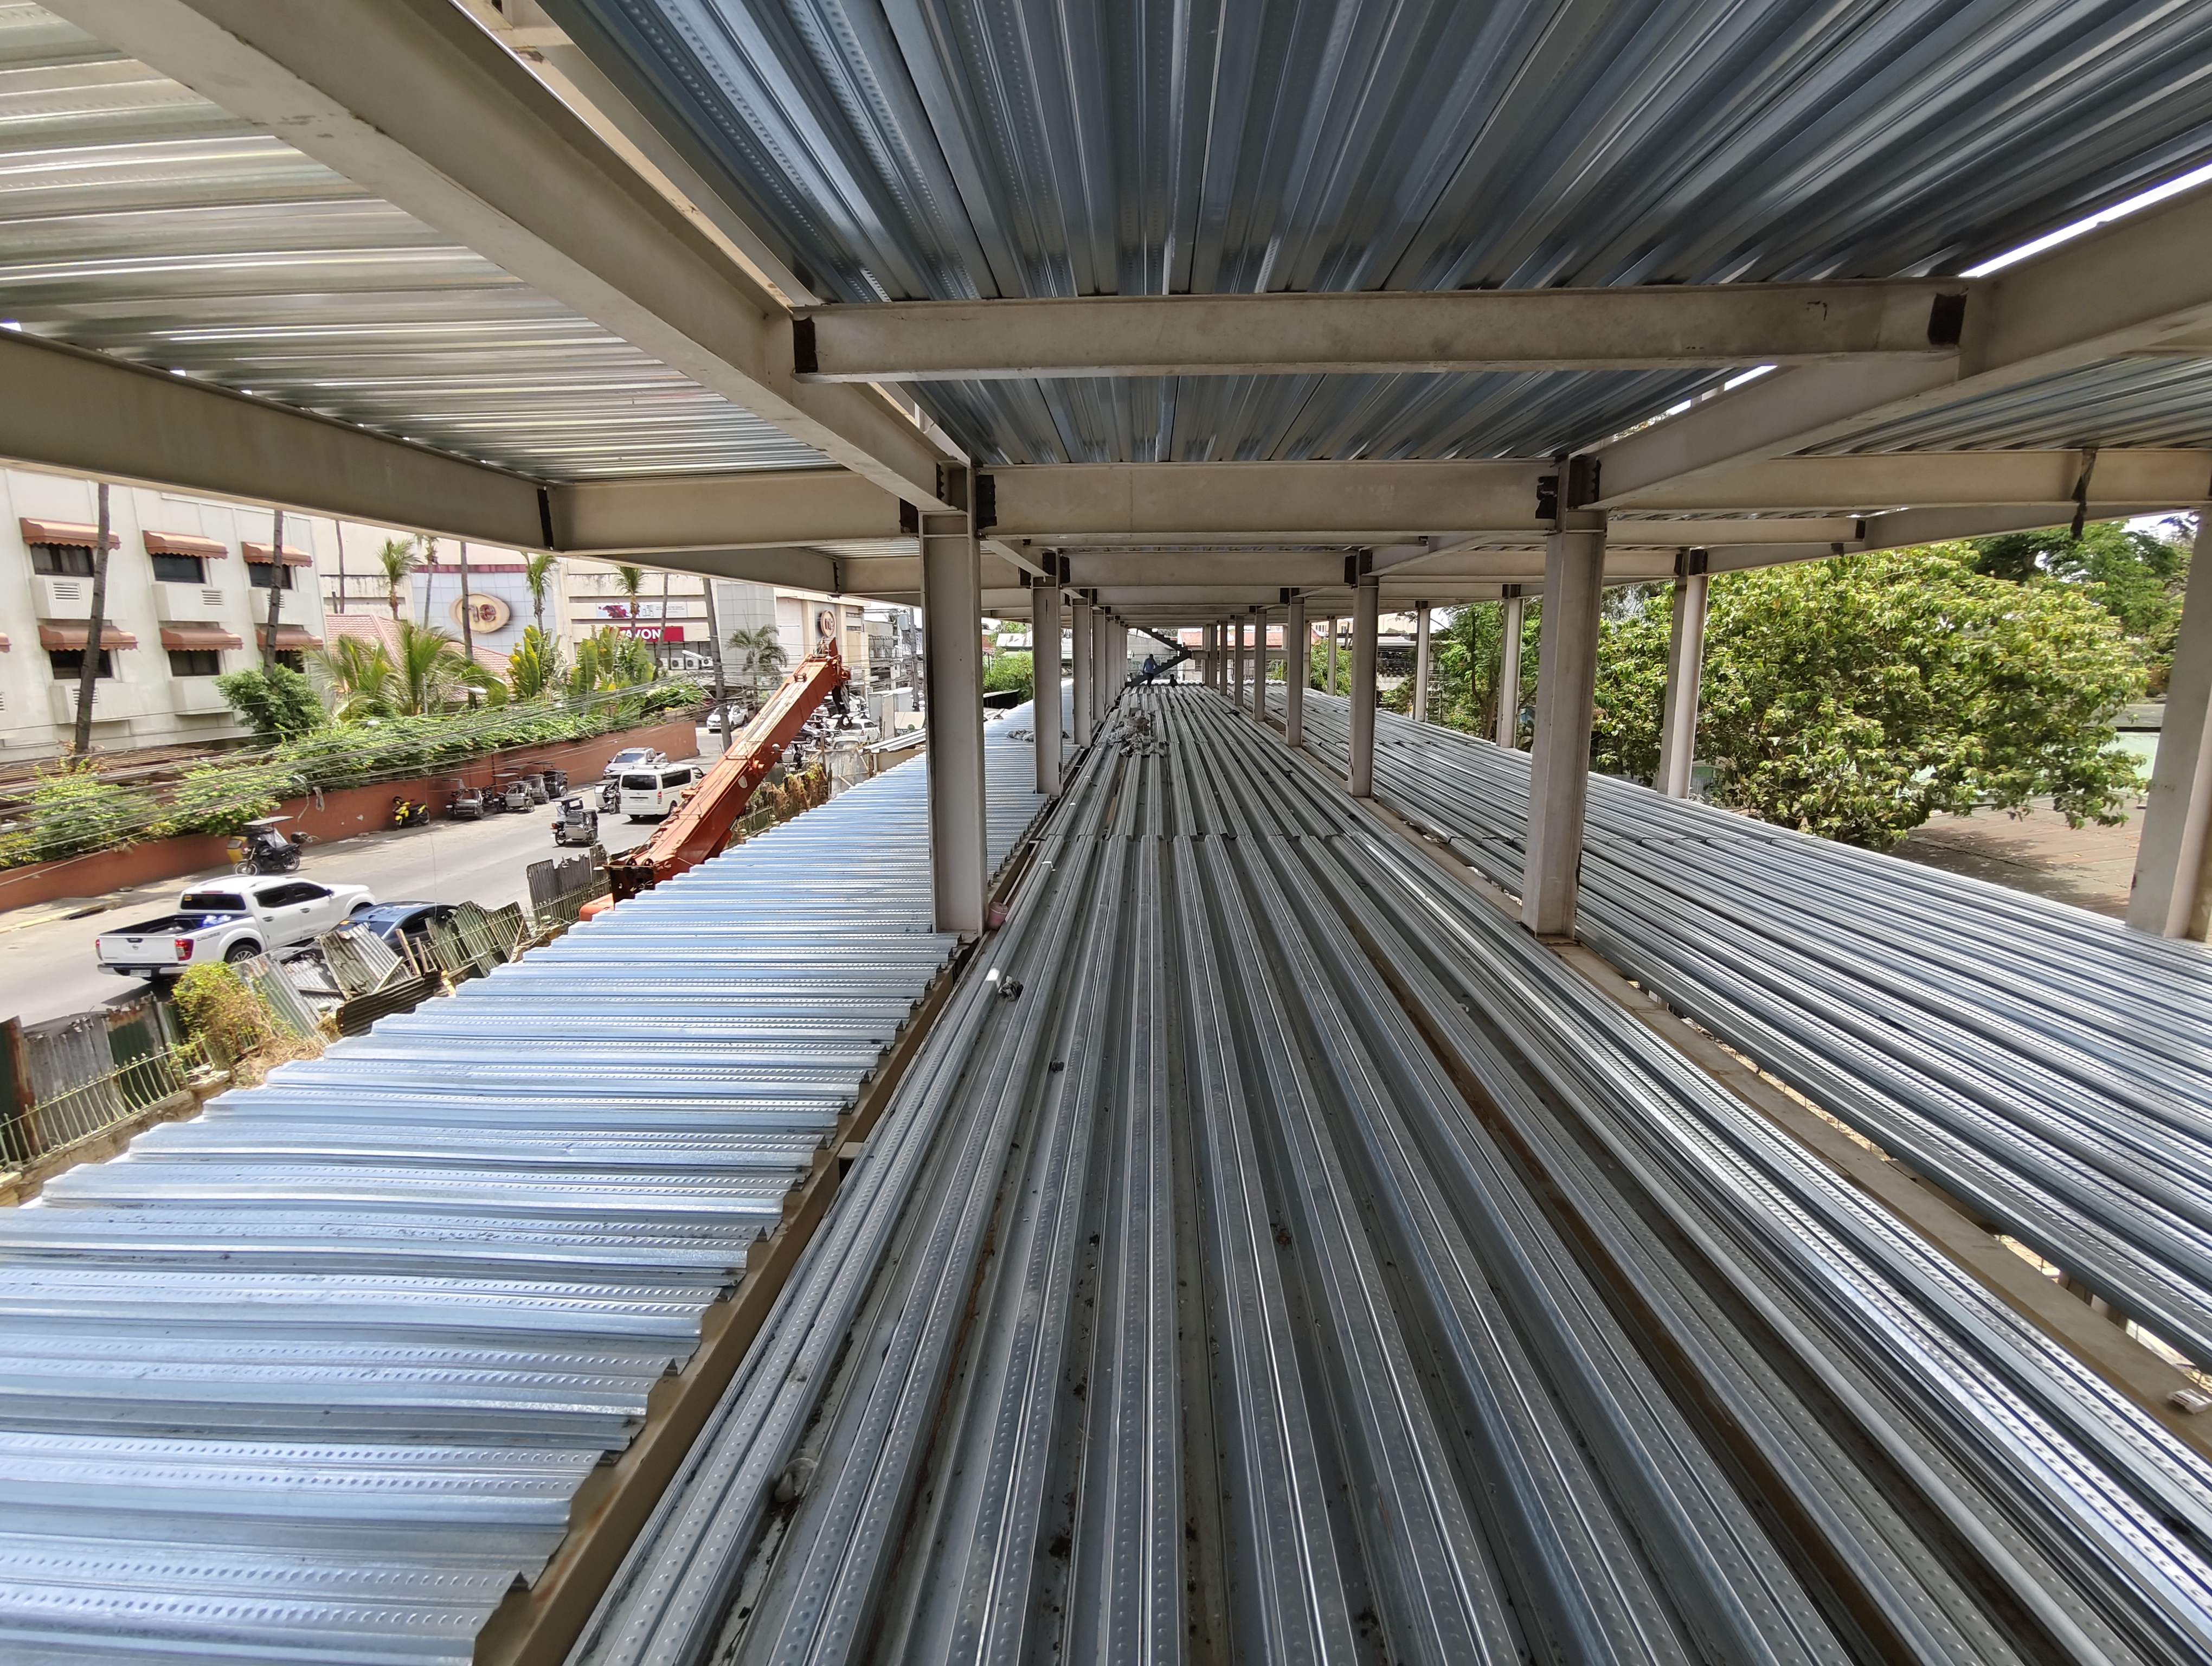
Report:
815,606,839,648
451,592,510,632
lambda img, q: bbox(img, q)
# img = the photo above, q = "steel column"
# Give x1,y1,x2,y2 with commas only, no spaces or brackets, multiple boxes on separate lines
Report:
1497,589,1525,750
1285,594,1308,748
1413,600,1432,723
1522,510,1607,937
1349,576,1380,797
2129,510,2212,937
1324,615,1338,695
1656,563,1709,799
919,486,986,935
1070,599,1094,746
1032,580,1063,795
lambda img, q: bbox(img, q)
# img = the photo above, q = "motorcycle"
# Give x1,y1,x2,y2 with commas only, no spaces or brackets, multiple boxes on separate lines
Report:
391,796,430,829
597,780,620,813
227,816,311,875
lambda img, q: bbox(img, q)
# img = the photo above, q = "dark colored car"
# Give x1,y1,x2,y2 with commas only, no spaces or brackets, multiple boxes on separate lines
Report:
350,901,459,953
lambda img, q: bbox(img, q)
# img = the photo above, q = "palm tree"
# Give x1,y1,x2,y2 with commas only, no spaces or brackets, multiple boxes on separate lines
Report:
727,624,787,699
615,565,644,621
391,620,502,714
377,537,420,620
306,636,401,721
506,624,561,700
524,552,558,635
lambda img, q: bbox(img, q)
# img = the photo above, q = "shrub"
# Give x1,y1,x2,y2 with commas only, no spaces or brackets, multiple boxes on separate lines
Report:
215,666,324,742
983,650,1034,702
171,963,278,1064
0,763,160,864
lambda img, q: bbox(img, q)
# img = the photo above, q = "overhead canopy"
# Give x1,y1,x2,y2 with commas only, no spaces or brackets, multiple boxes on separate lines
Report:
254,624,321,650
159,624,243,651
0,0,2207,620
144,530,228,559
38,623,138,650
241,542,314,567
18,517,118,550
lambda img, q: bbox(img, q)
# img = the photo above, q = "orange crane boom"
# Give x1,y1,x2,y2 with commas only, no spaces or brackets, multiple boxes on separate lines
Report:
589,647,851,914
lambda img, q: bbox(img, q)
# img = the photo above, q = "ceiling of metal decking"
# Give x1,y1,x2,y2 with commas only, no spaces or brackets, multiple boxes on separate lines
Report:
549,0,2212,467
0,2,828,480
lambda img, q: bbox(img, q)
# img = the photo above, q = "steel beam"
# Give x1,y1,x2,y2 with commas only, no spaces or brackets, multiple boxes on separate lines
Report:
794,281,1966,381
54,0,950,508
1070,599,1094,746
987,461,1546,541
1616,449,2212,513
0,330,545,545
1032,580,1062,796
919,482,986,934
1522,513,1607,935
2129,511,2212,938
1497,591,1525,749
1348,578,1379,797
1656,566,1709,799
1595,183,2212,503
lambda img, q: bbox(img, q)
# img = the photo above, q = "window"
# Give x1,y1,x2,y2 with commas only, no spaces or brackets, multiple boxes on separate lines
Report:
30,542,95,577
47,649,113,680
151,553,207,584
662,770,693,789
253,883,305,907
293,883,330,901
168,648,221,677
273,650,304,672
179,892,247,914
247,562,294,590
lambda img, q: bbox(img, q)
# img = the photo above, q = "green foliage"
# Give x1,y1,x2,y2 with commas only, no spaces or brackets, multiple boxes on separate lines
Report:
215,665,325,742
171,963,278,1063
0,762,158,865
1590,547,2146,849
149,761,293,838
1367,601,1542,740
506,625,562,700
1970,516,2193,691
523,552,558,632
726,625,788,695
376,536,420,619
983,650,1034,700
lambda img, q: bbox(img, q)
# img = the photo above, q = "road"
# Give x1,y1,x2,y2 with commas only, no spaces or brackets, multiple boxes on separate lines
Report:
0,732,718,1029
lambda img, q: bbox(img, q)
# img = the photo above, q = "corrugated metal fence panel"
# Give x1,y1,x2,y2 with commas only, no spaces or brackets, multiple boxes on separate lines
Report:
0,710,1047,1663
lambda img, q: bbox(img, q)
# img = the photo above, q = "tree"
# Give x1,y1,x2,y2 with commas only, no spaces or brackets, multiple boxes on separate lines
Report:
727,624,788,699
984,650,1033,702
71,482,112,756
615,564,644,621
306,636,402,721
1971,516,2193,691
387,619,504,714
1590,547,2145,849
216,665,325,742
523,552,558,635
376,537,420,620
1375,600,1541,738
506,625,562,700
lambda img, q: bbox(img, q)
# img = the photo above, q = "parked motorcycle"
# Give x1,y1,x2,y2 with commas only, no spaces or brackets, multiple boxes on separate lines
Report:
227,816,311,875
391,797,430,829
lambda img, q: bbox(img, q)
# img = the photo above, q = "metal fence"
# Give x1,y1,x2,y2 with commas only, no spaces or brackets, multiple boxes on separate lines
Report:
0,1041,196,1169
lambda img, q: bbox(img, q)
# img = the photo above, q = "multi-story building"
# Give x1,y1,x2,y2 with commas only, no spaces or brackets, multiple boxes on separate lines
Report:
1,466,328,755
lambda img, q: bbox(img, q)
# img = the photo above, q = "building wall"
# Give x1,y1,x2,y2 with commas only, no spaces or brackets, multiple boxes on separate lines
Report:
0,466,329,757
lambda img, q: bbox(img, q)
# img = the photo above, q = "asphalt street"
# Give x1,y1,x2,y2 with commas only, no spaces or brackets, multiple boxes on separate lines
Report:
0,732,718,1029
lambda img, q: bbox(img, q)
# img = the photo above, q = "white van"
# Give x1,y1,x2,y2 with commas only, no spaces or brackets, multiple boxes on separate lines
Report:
619,764,702,821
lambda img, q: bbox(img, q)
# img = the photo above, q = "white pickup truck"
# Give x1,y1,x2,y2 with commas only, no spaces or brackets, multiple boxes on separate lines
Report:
94,877,376,980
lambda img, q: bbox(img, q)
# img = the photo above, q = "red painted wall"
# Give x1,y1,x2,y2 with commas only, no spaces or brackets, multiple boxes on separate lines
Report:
0,716,700,917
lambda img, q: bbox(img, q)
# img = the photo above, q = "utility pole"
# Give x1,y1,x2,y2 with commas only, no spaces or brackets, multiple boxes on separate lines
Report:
260,507,285,674
456,540,478,705
332,522,346,613
703,580,728,754
72,482,111,756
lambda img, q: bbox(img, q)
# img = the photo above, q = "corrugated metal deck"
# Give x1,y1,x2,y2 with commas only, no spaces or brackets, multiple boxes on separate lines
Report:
0,716,1044,1665
572,687,2212,1666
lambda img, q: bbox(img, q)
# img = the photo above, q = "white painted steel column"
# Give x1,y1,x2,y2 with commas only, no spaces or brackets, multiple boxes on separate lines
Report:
1094,616,1115,723
1070,598,1093,746
1412,600,1432,722
1230,616,1246,712
2130,510,2212,936
1348,574,1380,797
1032,579,1062,796
1326,615,1339,694
919,489,986,935
1284,594,1307,748
1496,588,1525,749
1656,559,1709,799
1522,510,1607,937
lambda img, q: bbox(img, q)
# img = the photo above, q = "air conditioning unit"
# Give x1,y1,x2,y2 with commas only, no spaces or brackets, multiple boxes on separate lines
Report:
153,582,230,623
35,576,93,619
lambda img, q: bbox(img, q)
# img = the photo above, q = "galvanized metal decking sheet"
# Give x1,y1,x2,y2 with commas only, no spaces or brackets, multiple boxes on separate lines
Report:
1284,687,2212,1370
573,687,2212,1666
0,717,1044,1664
